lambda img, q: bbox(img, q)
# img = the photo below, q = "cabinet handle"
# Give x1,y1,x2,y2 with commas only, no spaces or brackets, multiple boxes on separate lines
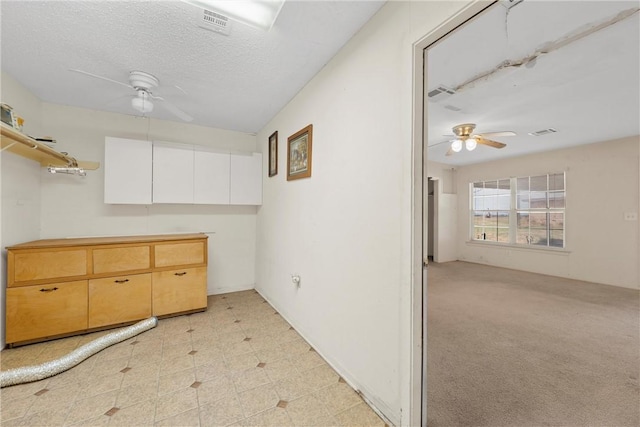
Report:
114,279,130,284
174,272,187,276
40,287,59,292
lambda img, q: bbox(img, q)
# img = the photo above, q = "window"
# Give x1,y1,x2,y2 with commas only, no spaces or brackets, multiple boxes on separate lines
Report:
472,179,511,243
471,173,565,248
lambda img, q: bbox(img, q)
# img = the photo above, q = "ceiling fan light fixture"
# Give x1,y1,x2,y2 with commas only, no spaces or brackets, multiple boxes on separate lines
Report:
131,94,154,114
466,137,478,151
451,139,463,152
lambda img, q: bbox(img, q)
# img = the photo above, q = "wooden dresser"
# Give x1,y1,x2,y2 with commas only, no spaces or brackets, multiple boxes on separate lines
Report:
5,233,208,346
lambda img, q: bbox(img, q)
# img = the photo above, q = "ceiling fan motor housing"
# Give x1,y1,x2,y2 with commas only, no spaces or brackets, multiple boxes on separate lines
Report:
129,71,159,91
452,123,476,139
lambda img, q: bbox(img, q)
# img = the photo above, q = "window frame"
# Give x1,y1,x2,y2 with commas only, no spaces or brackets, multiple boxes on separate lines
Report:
469,173,566,249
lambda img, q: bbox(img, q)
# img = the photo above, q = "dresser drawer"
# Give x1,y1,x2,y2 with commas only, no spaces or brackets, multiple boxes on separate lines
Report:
89,273,152,328
154,241,206,268
93,245,150,274
152,267,207,316
10,249,87,286
6,280,88,343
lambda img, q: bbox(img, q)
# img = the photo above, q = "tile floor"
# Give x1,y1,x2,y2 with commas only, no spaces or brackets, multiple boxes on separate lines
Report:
0,290,387,426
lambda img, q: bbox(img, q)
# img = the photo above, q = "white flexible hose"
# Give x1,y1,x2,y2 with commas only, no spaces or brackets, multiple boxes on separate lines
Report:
1,317,158,388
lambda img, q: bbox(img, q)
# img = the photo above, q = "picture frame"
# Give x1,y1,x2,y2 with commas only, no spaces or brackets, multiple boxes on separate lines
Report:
287,124,313,181
268,131,278,177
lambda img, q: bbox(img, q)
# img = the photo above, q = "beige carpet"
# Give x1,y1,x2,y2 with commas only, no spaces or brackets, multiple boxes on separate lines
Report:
426,261,640,427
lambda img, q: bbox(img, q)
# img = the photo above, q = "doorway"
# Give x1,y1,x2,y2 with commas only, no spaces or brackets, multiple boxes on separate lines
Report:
414,0,640,425
410,2,496,425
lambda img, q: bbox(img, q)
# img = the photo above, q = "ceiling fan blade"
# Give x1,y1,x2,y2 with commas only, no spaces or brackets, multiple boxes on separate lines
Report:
69,69,132,89
157,98,193,122
173,85,188,95
477,131,516,138
445,147,455,156
429,139,454,148
476,136,506,149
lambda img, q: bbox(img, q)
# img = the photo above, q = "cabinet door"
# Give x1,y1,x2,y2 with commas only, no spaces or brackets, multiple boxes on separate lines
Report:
6,280,88,344
89,274,152,328
104,137,152,204
152,267,207,316
230,153,262,205
194,150,230,204
153,142,194,203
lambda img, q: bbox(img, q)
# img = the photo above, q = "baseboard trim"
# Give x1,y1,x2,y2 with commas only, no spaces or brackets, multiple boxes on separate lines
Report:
209,283,254,295
256,288,399,426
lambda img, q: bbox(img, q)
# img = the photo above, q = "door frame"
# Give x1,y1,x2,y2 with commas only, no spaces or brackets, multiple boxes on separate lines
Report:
409,1,496,425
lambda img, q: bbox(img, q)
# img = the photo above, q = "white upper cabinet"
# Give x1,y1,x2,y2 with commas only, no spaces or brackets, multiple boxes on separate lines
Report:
104,137,261,205
152,142,194,204
230,153,262,205
194,150,231,204
104,137,152,204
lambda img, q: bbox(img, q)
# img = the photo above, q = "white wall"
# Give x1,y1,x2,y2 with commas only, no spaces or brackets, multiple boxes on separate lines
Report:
254,1,473,424
427,160,458,262
456,136,640,289
435,193,458,263
427,160,457,194
1,72,45,348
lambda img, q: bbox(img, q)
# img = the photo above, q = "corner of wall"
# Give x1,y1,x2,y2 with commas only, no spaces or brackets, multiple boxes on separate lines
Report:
1,71,46,350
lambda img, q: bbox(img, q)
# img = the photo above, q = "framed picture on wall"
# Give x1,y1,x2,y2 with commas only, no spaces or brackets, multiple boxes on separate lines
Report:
268,131,278,177
287,124,313,181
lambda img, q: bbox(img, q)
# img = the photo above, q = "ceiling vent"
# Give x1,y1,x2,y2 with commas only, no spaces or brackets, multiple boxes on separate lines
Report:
444,104,462,112
528,128,558,137
427,85,456,102
199,8,231,35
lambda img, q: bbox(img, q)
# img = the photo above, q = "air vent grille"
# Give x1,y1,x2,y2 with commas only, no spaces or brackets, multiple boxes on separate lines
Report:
199,8,231,35
528,128,558,136
428,85,456,102
444,104,462,112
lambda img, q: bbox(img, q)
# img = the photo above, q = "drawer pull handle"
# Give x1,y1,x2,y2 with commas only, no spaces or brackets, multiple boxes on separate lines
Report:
114,279,129,284
174,272,187,276
40,287,59,292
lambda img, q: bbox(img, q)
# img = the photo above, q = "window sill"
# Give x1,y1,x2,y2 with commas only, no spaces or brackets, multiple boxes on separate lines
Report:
465,240,571,255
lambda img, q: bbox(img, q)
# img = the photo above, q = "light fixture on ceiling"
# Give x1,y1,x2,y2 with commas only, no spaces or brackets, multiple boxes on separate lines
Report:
450,137,476,152
465,137,477,151
48,166,87,177
445,123,514,156
183,0,285,31
131,91,154,114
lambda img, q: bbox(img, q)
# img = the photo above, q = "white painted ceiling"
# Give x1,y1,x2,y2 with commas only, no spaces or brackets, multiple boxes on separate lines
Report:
1,0,385,134
427,0,640,166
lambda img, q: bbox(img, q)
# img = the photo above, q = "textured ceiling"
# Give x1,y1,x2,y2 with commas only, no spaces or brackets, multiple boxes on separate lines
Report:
1,0,385,133
427,1,640,166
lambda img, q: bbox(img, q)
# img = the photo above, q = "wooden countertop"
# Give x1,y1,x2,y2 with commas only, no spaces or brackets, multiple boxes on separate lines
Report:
7,233,208,250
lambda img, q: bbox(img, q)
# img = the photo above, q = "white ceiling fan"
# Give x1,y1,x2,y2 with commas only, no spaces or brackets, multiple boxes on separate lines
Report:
445,123,515,156
69,69,193,122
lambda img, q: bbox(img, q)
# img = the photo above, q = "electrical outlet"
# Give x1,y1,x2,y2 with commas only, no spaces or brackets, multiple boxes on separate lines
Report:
291,274,301,286
624,212,638,221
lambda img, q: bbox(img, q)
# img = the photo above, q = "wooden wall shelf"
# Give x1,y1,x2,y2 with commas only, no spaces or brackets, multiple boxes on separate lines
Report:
0,122,99,170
